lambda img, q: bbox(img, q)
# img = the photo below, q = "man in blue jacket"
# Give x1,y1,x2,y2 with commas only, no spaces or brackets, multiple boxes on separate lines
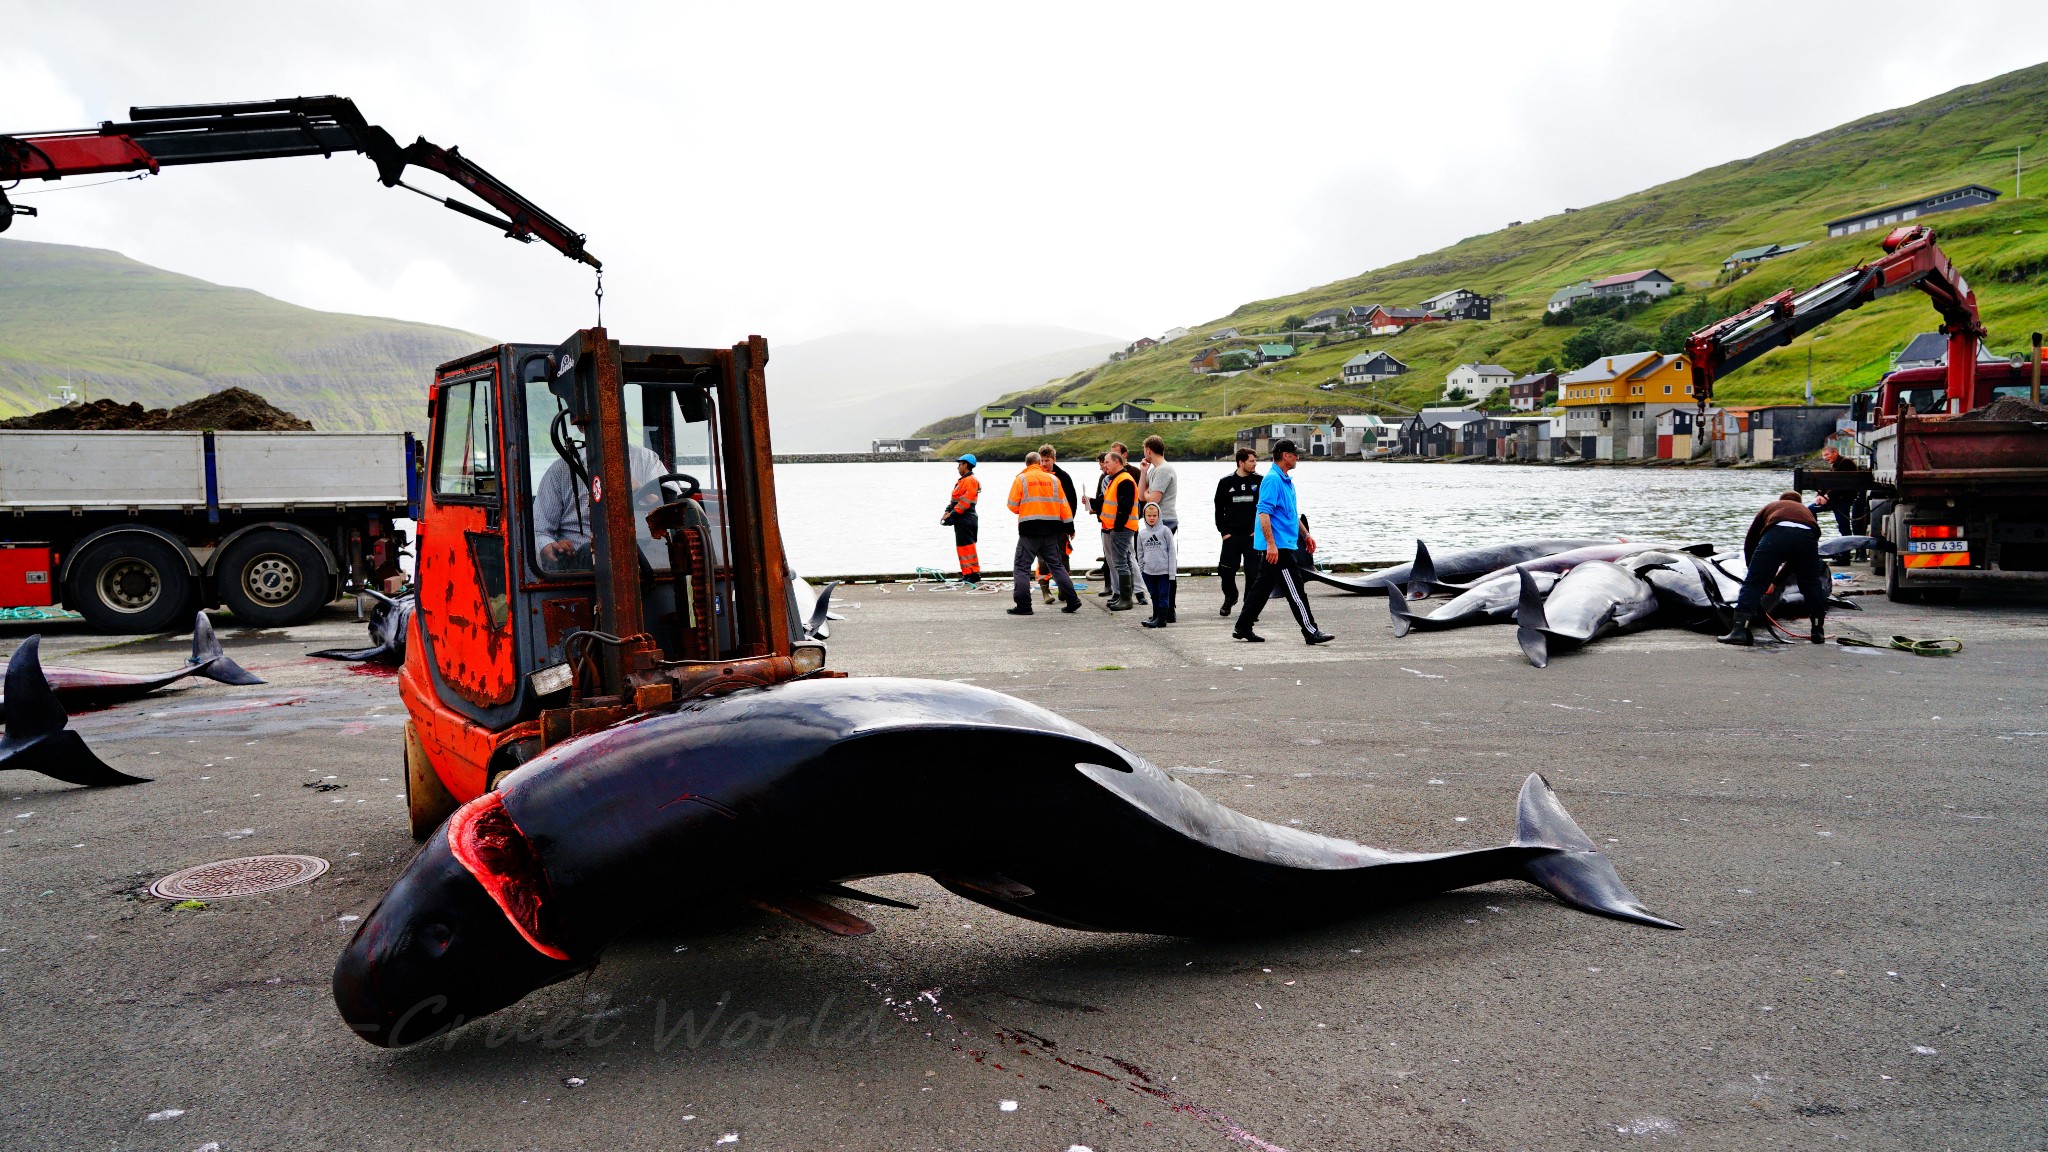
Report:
1231,439,1333,645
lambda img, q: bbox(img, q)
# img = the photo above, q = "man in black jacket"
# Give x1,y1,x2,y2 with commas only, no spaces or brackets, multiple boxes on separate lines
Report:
1213,447,1263,616
1035,444,1080,603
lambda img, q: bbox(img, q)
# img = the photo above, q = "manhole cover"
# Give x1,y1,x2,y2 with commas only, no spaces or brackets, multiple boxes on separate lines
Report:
150,854,329,900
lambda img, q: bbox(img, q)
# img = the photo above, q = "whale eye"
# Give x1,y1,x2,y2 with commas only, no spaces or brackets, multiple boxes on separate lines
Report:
420,922,454,957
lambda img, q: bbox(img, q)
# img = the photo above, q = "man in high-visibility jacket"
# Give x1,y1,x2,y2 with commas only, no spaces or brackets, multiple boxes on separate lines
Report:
1097,450,1141,611
1006,451,1080,616
941,454,982,584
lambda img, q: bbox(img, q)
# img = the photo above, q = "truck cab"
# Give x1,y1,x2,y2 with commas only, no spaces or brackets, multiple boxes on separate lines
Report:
400,329,826,836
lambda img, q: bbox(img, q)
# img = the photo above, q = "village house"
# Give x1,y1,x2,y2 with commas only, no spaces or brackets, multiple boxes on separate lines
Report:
1507,370,1557,412
1110,398,1205,425
1441,362,1513,402
1129,336,1159,353
1420,287,1491,321
870,437,931,454
1332,413,1393,456
1366,305,1434,336
1338,350,1408,386
1546,281,1596,313
974,406,1015,438
1345,304,1380,326
1556,350,1695,460
1720,241,1808,271
1259,343,1297,362
1396,408,1490,458
1302,307,1348,330
1824,184,2000,238
1161,326,1189,342
1209,326,1241,339
1236,422,1328,457
1013,401,1118,438
1188,348,1222,374
1586,268,1675,301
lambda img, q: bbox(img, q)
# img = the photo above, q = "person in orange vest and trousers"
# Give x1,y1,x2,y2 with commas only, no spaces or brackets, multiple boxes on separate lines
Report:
1097,450,1141,611
941,454,982,584
1006,450,1081,615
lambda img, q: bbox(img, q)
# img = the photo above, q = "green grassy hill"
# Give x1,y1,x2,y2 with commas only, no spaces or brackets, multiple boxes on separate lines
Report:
0,239,489,431
942,61,2048,460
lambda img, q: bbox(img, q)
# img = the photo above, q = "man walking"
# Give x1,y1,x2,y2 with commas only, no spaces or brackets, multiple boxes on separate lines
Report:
1718,490,1829,646
1036,444,1079,603
1007,451,1081,616
1140,435,1180,622
942,454,982,585
1213,447,1262,617
1097,450,1141,611
1232,439,1333,645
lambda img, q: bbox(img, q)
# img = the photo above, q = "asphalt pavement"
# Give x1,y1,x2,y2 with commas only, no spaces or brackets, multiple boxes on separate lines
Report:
1,572,2043,1151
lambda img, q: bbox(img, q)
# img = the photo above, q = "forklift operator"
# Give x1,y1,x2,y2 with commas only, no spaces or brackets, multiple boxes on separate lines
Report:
533,443,668,572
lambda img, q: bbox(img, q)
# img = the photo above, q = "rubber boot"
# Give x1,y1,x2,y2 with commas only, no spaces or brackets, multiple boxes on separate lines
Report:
1108,595,1134,612
1810,616,1826,645
1716,615,1756,646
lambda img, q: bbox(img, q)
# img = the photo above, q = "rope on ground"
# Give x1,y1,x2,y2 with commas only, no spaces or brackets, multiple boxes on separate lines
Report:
1837,633,1964,657
0,606,84,622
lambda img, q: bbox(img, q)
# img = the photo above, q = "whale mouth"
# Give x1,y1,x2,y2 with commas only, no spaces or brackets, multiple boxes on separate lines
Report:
448,792,570,961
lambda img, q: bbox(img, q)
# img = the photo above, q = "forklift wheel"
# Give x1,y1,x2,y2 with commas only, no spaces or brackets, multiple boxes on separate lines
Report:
404,720,459,841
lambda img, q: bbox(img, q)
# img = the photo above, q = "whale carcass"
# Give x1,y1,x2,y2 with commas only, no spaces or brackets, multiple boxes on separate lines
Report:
0,612,262,708
334,677,1679,1047
1301,538,1608,597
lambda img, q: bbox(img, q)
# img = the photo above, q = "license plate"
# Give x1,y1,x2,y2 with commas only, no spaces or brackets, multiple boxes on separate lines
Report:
1906,540,1969,553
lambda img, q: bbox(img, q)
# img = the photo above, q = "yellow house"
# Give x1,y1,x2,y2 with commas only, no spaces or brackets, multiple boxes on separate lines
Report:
1558,350,1696,459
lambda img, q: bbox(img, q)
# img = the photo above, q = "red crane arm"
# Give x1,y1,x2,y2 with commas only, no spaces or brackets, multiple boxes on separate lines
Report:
0,96,597,268
1684,225,1982,406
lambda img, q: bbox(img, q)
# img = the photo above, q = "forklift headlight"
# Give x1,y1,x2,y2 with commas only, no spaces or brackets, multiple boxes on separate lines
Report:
790,644,826,676
529,662,574,697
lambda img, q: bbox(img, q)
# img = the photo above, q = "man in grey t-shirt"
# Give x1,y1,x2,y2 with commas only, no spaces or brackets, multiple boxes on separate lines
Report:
1141,434,1180,623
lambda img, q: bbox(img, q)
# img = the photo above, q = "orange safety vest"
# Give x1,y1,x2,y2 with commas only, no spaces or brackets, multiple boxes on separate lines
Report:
1008,465,1072,525
949,475,980,516
1098,470,1139,532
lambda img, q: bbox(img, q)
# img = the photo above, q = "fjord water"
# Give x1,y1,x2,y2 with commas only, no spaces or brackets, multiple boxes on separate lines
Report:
776,460,1797,578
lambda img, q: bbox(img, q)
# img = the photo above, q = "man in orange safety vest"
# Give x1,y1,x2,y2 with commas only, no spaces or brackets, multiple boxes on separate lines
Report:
1005,450,1079,615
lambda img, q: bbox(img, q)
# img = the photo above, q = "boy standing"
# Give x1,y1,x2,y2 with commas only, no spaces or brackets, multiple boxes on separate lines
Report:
1135,502,1177,629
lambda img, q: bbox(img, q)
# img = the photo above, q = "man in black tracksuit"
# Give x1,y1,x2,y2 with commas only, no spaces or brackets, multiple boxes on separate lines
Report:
1213,447,1264,616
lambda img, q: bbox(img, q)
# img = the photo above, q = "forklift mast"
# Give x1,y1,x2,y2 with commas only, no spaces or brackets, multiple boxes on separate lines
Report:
402,328,817,818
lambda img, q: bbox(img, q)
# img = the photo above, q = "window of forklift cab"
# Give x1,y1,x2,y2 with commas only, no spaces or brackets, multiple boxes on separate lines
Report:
432,375,498,500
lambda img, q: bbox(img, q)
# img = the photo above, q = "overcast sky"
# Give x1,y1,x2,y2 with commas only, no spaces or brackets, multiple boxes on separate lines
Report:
6,3,2044,347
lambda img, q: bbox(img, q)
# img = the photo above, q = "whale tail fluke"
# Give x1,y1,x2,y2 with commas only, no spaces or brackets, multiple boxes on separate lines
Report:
1,638,148,788
1511,773,1679,929
188,613,265,686
1514,568,1550,668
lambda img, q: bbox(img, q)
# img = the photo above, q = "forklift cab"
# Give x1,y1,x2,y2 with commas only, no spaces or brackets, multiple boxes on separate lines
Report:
400,328,823,836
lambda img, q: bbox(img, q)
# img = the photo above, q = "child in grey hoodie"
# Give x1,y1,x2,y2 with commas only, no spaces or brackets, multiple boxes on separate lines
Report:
1135,502,1177,629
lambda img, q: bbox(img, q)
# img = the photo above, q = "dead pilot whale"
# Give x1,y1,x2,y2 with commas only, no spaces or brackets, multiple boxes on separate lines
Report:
0,612,262,709
334,676,1678,1047
0,638,146,787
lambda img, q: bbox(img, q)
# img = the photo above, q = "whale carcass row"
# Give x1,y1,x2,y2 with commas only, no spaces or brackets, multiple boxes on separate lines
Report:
0,612,262,708
334,677,1679,1047
1514,561,1666,669
0,638,147,787
1300,538,1608,597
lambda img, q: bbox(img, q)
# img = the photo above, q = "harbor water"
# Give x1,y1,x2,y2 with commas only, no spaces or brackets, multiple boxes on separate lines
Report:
776,460,1801,579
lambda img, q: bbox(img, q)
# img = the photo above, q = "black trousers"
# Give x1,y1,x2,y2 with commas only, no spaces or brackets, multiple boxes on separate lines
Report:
1013,532,1077,608
1235,547,1319,634
1737,525,1828,620
1218,533,1263,607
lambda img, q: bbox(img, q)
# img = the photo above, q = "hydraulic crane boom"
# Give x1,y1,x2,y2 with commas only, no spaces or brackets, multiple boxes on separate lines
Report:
1685,224,1982,410
0,96,598,268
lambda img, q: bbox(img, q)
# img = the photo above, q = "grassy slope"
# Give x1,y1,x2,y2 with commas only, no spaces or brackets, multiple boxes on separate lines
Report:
943,62,2048,460
0,239,489,431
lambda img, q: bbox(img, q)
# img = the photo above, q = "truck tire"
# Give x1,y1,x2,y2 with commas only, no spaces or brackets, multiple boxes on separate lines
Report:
65,534,195,634
404,721,459,841
217,530,333,627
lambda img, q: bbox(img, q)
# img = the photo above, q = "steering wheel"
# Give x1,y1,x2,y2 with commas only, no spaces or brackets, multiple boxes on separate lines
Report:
634,472,701,506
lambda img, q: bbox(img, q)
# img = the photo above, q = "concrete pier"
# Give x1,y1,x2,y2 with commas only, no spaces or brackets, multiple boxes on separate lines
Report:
2,580,2043,1150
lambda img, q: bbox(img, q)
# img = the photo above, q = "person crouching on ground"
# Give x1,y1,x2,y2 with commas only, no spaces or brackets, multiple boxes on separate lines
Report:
1232,438,1333,645
1719,489,1829,647
1135,502,1177,629
1007,451,1081,616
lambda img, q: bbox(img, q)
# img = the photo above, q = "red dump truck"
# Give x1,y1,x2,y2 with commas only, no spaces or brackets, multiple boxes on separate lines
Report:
0,429,416,631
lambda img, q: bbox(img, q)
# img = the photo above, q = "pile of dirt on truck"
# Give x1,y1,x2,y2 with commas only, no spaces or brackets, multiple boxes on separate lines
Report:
1954,395,2048,422
0,387,315,431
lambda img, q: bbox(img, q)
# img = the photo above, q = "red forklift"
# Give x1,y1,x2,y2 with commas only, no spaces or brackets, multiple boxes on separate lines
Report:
398,330,828,835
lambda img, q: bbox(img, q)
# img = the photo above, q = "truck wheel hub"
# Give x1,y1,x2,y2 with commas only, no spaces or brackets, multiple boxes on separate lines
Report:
99,559,161,612
244,555,300,604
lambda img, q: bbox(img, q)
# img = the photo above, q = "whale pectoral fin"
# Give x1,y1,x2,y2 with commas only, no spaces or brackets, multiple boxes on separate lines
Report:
309,644,393,662
1515,569,1550,668
803,582,840,640
1387,585,1414,637
2,638,148,787
748,892,875,937
816,882,918,911
1511,774,1680,930
933,872,1035,900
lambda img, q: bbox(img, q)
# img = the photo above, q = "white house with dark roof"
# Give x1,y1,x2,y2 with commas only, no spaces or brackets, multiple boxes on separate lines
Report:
1418,287,1490,320
1302,307,1348,330
1587,269,1674,300
1441,362,1513,401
